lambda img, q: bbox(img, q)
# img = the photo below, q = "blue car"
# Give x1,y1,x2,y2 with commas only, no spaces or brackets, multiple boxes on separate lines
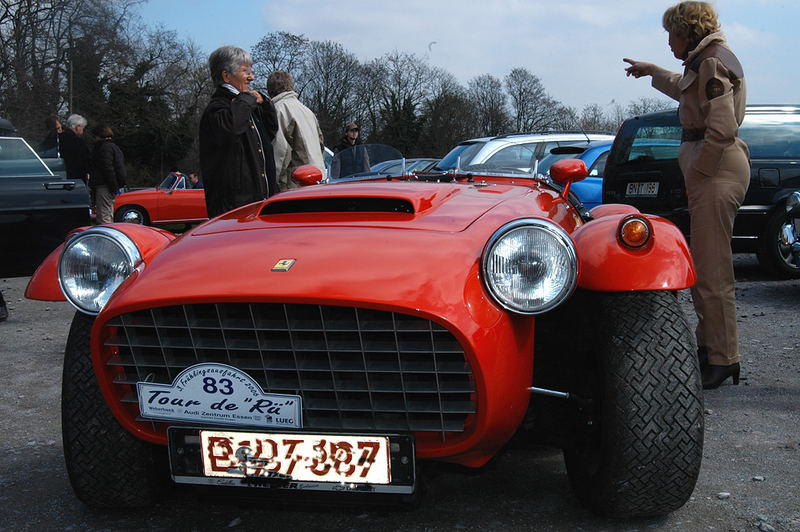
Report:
537,141,613,210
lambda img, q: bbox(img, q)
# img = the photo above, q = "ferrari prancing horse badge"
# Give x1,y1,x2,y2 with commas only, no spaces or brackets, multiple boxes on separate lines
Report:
272,259,296,271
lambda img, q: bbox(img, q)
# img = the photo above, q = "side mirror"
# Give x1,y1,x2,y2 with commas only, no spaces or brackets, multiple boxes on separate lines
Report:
292,164,323,187
549,159,588,201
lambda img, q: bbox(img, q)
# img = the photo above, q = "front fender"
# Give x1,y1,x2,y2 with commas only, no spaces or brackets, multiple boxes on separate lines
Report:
25,223,177,303
574,210,696,291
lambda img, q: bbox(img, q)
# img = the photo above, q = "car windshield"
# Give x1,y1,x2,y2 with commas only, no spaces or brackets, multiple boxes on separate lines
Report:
0,137,53,177
158,172,184,189
434,142,485,170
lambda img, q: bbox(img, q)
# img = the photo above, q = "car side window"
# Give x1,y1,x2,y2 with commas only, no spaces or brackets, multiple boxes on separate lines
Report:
484,143,537,167
739,114,800,159
0,137,52,177
588,152,609,177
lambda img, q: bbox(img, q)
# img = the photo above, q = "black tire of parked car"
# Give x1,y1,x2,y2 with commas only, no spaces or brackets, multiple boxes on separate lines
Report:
756,207,800,279
62,311,165,508
559,290,704,518
114,205,149,225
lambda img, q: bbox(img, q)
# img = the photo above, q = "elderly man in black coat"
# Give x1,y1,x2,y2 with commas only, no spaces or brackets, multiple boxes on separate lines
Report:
199,46,279,218
59,114,91,184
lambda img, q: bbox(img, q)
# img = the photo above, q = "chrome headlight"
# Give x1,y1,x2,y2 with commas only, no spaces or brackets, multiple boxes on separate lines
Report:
482,219,578,315
58,227,142,314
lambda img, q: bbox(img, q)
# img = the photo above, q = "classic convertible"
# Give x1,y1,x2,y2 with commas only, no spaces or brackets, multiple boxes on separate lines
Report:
27,145,703,517
113,171,207,225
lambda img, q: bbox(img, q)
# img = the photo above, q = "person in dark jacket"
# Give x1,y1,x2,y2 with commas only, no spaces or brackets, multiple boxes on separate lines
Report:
199,45,279,218
38,115,62,157
59,114,91,184
90,125,126,225
330,122,369,178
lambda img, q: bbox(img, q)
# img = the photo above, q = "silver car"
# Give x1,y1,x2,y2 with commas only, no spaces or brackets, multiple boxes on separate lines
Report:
433,131,615,173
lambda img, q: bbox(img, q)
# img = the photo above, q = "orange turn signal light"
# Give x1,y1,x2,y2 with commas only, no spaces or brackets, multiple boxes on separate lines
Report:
618,216,652,249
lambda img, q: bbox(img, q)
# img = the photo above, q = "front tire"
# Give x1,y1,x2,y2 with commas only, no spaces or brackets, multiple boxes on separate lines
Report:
62,311,164,508
561,291,704,518
756,207,800,278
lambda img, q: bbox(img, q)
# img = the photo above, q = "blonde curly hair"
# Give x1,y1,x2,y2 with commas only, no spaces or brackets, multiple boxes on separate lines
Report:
662,1,720,46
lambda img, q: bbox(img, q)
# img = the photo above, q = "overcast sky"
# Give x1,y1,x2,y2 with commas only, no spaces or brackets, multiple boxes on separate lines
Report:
136,0,799,112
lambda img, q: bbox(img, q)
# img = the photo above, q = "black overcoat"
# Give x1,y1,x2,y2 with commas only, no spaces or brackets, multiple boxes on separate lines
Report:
199,86,279,218
59,128,91,183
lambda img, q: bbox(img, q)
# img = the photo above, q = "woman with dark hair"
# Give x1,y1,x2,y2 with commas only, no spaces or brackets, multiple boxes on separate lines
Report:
623,1,749,389
90,124,126,225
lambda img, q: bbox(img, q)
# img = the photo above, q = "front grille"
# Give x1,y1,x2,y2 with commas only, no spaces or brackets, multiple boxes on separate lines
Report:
103,303,476,437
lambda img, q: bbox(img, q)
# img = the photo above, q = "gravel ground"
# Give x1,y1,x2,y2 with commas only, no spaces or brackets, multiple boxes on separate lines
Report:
0,253,798,531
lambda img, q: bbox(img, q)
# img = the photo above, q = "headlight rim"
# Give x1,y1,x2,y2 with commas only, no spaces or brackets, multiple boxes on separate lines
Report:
482,218,578,316
57,226,142,315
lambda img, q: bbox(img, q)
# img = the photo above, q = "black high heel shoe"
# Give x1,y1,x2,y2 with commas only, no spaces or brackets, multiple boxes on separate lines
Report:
702,363,740,389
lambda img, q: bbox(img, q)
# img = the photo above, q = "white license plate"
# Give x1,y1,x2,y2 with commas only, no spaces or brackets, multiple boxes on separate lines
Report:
200,431,391,484
626,181,660,197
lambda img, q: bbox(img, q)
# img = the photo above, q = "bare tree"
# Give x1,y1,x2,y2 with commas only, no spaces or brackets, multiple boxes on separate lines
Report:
364,51,435,153
468,74,509,136
251,31,310,90
504,67,561,131
302,40,362,146
0,0,141,141
626,96,675,117
418,69,476,157
578,103,610,131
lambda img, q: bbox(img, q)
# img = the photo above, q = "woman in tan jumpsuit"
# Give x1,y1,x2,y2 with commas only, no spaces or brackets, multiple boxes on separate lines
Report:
623,1,749,389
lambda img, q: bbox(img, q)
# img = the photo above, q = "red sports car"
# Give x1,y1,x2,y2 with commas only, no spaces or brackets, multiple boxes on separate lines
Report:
113,171,207,225
27,145,703,517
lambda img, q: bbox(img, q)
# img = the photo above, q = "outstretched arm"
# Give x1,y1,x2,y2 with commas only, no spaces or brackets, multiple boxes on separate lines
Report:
623,58,656,78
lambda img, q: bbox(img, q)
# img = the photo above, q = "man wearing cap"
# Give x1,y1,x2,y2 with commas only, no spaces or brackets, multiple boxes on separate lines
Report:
330,122,369,178
334,122,361,154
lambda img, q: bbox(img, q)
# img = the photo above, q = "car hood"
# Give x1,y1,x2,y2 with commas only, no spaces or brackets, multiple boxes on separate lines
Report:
194,182,528,234
104,181,564,315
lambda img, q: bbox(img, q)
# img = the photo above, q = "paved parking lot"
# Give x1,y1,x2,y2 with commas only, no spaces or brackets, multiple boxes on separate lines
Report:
1,254,798,531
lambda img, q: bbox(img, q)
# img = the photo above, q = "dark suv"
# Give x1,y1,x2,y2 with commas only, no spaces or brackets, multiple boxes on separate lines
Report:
603,105,800,277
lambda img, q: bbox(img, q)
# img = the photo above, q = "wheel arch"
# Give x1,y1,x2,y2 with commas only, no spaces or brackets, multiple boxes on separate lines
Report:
114,203,151,224
26,224,177,303
573,211,696,291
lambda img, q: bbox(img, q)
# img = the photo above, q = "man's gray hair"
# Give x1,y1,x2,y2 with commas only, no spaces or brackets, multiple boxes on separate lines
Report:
208,46,254,86
66,114,87,130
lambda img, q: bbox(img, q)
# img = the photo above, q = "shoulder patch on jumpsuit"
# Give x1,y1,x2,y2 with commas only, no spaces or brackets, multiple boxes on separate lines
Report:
706,79,725,100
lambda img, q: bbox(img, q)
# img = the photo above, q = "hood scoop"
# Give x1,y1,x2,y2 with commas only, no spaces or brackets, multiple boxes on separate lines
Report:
261,196,414,215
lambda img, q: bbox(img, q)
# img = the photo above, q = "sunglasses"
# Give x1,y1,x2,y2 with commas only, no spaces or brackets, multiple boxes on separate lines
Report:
348,128,359,132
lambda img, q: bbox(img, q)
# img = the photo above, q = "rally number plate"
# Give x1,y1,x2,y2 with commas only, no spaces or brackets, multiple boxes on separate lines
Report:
626,181,660,197
168,427,416,494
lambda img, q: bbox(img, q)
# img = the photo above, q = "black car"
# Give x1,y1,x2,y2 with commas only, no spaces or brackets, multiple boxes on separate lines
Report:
603,105,800,278
0,134,90,277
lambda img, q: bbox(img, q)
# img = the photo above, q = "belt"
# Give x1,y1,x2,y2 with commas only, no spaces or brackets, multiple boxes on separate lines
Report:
681,128,706,142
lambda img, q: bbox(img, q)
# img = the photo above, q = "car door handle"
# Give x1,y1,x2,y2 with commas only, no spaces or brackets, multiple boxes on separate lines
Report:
44,181,77,190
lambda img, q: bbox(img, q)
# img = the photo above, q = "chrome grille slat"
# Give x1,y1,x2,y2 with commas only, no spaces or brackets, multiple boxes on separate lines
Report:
105,303,476,437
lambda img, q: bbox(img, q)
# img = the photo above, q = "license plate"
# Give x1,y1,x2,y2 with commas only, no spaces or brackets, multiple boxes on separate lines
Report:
200,431,391,484
167,427,416,494
626,181,659,197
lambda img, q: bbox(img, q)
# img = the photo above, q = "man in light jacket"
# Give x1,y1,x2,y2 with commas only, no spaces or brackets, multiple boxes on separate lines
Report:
267,71,326,190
